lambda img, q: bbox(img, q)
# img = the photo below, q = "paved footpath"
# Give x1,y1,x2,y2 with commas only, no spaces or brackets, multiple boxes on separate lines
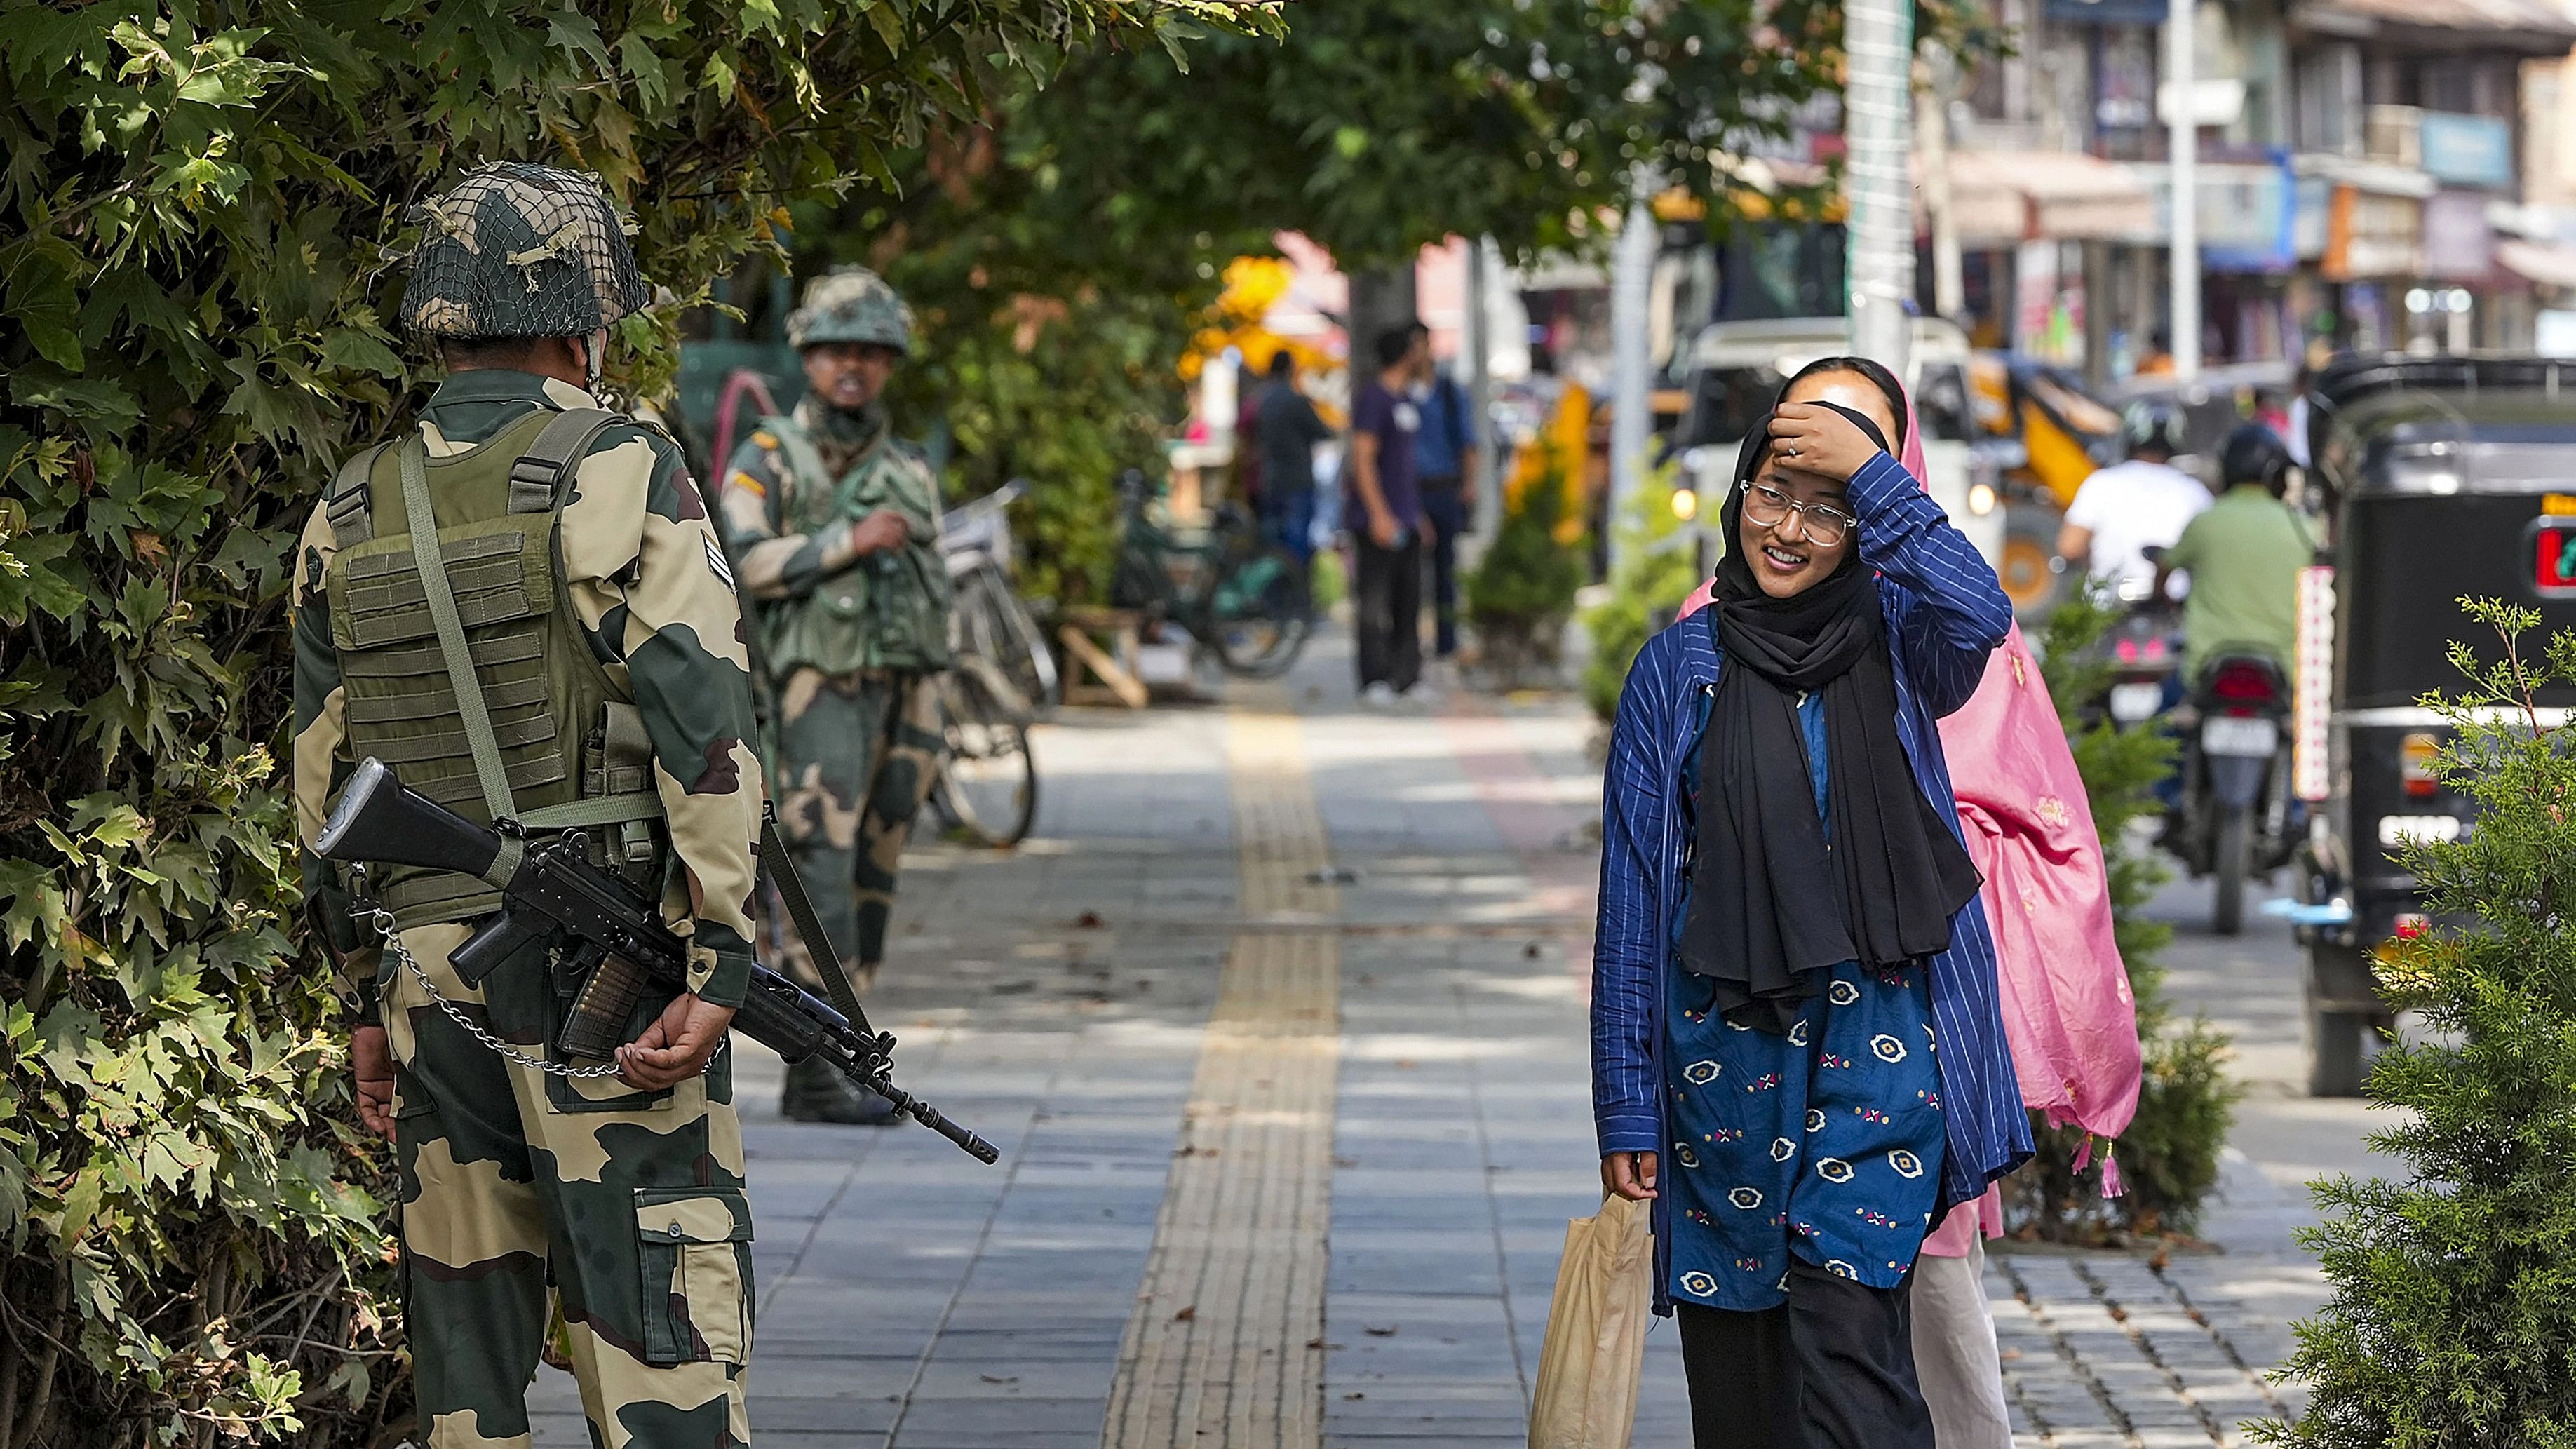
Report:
520,629,2379,1448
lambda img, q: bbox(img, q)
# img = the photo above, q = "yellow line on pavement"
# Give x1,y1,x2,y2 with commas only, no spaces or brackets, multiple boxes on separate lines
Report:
1101,703,1339,1449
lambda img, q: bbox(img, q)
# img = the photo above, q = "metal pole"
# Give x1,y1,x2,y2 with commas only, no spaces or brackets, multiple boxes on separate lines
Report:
2167,0,2201,381
1609,181,1657,570
1920,62,1965,323
1465,238,1499,544
1845,0,1916,375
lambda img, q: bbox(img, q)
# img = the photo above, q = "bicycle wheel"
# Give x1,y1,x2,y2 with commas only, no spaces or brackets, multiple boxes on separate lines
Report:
934,656,1038,848
1205,534,1313,678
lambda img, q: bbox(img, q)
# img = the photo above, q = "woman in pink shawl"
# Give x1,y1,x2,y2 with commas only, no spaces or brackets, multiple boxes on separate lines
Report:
1679,377,2139,1448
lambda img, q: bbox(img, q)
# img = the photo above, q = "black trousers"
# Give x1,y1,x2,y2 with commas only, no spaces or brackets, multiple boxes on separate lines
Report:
1418,477,1466,657
1675,1260,1937,1449
1352,531,1424,692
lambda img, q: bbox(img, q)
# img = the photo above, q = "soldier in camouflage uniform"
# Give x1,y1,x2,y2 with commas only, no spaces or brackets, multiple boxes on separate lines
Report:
292,163,766,1449
715,268,953,1125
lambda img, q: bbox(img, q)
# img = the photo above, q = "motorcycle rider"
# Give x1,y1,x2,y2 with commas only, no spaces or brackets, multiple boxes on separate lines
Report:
2150,423,2315,687
2055,399,2209,603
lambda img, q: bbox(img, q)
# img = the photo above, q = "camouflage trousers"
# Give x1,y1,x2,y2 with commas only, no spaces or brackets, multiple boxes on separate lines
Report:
383,922,753,1449
768,667,942,997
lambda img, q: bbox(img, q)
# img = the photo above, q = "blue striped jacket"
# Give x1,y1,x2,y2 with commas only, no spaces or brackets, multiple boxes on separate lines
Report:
1591,452,2031,1304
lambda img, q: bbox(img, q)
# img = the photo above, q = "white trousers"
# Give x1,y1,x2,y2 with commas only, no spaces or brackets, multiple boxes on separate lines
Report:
1909,1237,2014,1449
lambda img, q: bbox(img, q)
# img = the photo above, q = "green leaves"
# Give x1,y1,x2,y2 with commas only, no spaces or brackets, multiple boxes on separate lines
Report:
2254,600,2576,1445
5,1,1207,1443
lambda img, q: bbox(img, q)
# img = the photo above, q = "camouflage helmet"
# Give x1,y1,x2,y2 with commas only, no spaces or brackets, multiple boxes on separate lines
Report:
401,162,649,338
786,267,913,354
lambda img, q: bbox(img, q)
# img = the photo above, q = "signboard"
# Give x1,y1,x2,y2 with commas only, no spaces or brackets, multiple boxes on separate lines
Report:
2535,519,2576,598
2043,0,2169,22
2422,191,2497,282
2133,158,2299,271
2323,185,2422,280
2419,112,2514,190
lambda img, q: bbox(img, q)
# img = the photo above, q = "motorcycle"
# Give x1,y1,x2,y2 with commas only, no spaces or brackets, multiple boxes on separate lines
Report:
2097,597,2184,731
2169,652,2296,935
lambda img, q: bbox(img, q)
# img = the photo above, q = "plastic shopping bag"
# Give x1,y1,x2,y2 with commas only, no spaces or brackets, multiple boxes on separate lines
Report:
1528,1193,1652,1449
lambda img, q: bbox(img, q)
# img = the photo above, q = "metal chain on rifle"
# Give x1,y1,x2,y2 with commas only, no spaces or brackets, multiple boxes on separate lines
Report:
353,892,720,1081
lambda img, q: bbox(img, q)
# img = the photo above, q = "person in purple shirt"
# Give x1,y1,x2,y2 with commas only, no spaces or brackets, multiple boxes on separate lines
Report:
1344,325,1431,703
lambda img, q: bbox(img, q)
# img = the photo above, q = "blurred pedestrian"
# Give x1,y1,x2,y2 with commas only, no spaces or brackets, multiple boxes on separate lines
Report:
1594,356,2024,1449
716,268,953,1125
1347,324,1432,705
1407,325,1482,663
1254,348,1334,564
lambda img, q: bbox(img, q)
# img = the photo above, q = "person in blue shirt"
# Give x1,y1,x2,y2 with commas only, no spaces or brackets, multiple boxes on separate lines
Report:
1592,357,2025,1449
1406,325,1483,661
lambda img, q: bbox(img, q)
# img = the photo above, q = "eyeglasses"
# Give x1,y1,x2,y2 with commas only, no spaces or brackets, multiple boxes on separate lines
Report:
1740,481,1856,547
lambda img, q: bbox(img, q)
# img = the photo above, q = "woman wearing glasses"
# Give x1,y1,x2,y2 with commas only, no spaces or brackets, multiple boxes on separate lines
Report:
1591,358,2025,1448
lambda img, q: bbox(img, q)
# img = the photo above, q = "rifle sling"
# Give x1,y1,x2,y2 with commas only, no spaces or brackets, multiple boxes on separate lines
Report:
757,814,880,1041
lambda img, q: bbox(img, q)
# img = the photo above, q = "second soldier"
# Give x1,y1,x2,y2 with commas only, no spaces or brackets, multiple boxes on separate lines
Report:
717,267,955,1124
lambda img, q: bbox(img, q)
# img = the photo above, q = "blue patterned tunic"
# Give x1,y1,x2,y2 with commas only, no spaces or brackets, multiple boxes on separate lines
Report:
1664,692,1947,1311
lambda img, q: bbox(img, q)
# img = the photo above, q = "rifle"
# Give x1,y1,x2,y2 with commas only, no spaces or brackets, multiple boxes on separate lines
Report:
317,757,999,1164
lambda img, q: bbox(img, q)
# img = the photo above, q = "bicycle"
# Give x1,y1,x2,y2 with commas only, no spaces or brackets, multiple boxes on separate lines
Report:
940,480,1058,718
929,482,1045,848
1108,470,1311,678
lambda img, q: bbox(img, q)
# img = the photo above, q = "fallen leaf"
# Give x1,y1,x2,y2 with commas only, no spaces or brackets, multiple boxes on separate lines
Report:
1343,1392,1365,1400
1173,1306,1196,1322
1523,941,1543,959
980,1374,1018,1384
1076,910,1105,929
1363,1325,1398,1337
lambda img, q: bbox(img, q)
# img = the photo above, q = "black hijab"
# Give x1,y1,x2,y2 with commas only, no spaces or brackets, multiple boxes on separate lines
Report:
1678,400,1983,1033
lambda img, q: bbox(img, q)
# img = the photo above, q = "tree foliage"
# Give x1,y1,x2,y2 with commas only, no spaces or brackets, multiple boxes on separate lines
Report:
2008,590,2240,1242
2255,600,2576,1448
0,1,1237,1443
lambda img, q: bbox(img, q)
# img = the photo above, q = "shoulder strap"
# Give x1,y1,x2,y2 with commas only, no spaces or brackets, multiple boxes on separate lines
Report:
508,406,621,514
325,442,393,548
397,438,522,850
767,414,888,520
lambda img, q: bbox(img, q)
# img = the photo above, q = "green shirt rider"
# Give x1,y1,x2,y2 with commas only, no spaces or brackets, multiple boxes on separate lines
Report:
716,267,955,1124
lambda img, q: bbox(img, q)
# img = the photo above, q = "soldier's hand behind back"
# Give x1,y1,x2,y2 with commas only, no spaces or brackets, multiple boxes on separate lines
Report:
352,1025,396,1140
617,992,738,1090
846,509,912,557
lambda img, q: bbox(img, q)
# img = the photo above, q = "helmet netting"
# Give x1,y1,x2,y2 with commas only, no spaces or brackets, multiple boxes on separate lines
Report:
403,162,649,338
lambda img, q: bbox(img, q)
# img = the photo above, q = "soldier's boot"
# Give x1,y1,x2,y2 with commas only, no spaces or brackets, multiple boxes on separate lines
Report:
781,1056,899,1125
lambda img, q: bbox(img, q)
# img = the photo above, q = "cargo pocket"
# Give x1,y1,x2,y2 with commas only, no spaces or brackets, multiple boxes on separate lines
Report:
634,1187,753,1366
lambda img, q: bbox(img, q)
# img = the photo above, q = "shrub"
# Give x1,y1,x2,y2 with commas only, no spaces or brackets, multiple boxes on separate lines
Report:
0,4,1220,1442
1581,468,1702,721
2004,588,2241,1241
2253,600,2576,1446
1467,457,1588,685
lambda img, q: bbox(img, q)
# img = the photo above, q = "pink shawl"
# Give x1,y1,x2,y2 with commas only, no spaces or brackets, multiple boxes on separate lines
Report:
1675,397,2140,1253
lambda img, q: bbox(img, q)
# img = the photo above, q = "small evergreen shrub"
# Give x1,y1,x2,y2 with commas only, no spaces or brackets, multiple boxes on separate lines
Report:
2254,600,2576,1447
1466,459,1586,685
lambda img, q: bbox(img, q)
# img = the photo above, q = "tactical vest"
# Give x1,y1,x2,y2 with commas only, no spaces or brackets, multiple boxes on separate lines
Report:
321,407,667,929
754,414,953,677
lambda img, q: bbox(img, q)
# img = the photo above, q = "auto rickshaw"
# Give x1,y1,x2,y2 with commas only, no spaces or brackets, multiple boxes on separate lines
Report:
1967,354,2125,614
2293,353,2576,1096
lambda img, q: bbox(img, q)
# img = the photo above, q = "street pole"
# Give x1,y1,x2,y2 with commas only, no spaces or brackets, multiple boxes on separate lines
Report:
1920,68,1965,324
1608,180,1657,572
2166,0,2201,381
1845,0,1916,376
1466,238,1502,544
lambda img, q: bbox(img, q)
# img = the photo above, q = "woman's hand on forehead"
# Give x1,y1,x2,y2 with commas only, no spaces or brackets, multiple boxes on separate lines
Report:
1767,403,1884,485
